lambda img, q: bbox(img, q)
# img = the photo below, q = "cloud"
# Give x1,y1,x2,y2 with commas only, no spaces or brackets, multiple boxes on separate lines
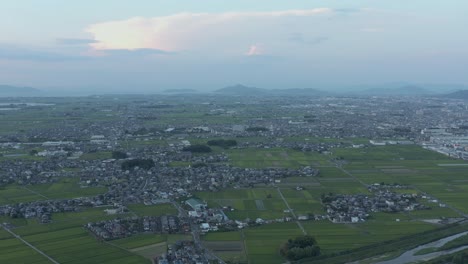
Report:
103,48,172,56
334,8,360,14
85,8,333,54
57,38,97,45
246,44,263,56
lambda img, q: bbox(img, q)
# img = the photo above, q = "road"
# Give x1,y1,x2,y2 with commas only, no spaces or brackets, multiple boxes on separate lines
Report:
276,187,307,235
1,224,60,264
172,201,226,263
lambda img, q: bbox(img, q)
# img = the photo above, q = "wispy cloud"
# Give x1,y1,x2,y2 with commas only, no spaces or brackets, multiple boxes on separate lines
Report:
0,45,85,62
56,38,97,45
103,48,173,57
246,44,263,56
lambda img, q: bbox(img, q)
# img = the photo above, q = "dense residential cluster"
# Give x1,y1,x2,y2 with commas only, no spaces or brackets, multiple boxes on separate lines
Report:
86,216,189,240
157,241,210,264
0,197,98,223
321,189,429,223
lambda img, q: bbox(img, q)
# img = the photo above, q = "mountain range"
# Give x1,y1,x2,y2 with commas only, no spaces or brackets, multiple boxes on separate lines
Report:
0,85,41,96
1,84,468,98
214,84,327,96
442,90,468,100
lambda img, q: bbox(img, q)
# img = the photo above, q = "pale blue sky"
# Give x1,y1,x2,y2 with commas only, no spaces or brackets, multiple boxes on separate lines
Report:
1,0,467,92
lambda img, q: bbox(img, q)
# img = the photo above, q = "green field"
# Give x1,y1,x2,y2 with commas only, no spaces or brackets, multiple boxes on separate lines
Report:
0,178,106,205
228,148,331,168
27,178,107,200
0,235,52,264
196,188,290,220
23,227,149,264
111,234,167,249
127,203,178,216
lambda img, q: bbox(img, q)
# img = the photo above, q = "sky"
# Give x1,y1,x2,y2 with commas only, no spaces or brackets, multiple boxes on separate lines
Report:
1,0,467,93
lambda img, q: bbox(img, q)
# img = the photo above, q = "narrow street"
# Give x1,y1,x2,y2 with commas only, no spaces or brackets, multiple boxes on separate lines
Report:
277,187,307,235
172,201,225,263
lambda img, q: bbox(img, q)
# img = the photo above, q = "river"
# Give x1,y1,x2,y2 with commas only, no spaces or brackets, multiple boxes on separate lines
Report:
375,231,468,264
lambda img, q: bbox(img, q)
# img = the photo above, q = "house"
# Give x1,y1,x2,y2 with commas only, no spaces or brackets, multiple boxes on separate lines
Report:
200,223,210,232
297,215,309,221
185,198,206,211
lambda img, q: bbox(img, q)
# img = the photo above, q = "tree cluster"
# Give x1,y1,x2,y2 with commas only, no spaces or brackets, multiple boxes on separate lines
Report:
280,235,321,261
207,139,237,148
112,151,128,159
182,144,212,153
121,159,155,170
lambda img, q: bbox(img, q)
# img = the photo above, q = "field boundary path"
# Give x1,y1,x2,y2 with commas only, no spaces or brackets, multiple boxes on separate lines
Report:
23,186,49,199
277,187,307,235
240,229,250,264
1,224,60,264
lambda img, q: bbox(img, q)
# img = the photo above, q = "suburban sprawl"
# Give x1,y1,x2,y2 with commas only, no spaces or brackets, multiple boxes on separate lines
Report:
2,91,468,264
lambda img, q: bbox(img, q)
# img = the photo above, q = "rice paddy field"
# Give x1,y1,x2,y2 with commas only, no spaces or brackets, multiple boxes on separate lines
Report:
0,178,107,205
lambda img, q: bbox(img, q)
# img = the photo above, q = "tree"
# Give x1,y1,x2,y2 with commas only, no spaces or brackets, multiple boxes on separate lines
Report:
182,144,212,153
280,235,321,261
207,139,237,148
112,151,128,159
121,159,155,170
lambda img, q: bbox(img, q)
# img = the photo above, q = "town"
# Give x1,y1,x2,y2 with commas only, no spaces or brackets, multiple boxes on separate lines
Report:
1,93,468,263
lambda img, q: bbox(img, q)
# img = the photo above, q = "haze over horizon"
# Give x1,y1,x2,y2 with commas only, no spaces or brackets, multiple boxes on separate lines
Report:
1,0,467,93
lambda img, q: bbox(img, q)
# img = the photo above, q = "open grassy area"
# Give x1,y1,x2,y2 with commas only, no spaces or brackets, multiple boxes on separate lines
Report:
23,227,149,264
27,177,107,200
228,148,331,168
0,178,106,205
127,203,177,216
244,222,304,264
0,185,45,205
111,234,167,249
196,188,290,220
0,236,52,264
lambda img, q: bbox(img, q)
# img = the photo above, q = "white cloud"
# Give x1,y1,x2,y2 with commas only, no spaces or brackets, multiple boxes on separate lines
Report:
246,44,263,56
85,8,333,54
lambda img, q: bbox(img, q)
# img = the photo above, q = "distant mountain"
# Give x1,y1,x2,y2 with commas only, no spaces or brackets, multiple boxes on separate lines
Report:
271,88,328,95
214,84,267,95
214,84,327,96
0,85,41,96
162,88,198,93
359,85,433,96
443,90,468,100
